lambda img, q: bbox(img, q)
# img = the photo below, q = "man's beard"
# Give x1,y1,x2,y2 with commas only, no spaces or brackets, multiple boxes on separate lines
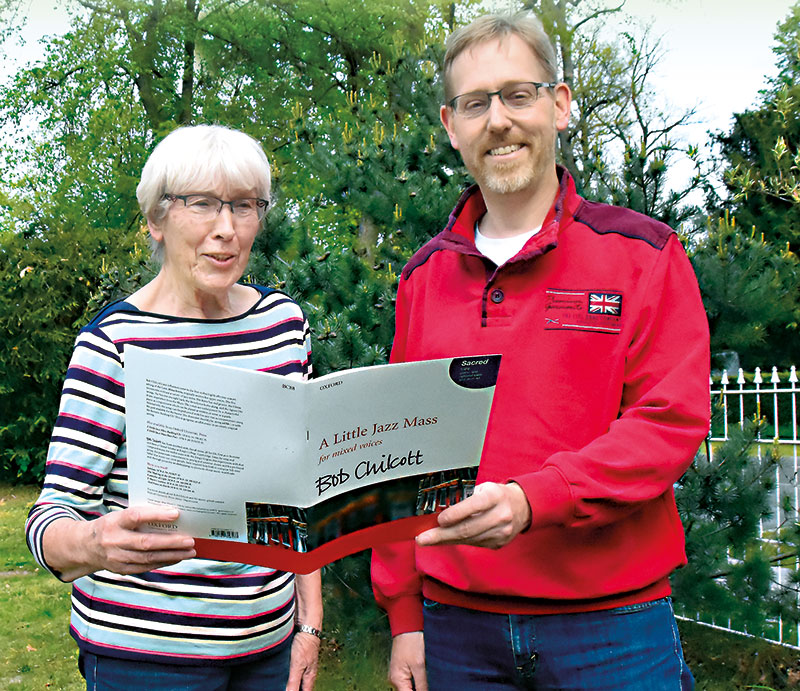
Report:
467,137,553,195
478,159,537,194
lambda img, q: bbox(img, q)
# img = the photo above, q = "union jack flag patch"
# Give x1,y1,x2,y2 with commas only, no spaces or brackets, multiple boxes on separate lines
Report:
545,288,623,333
588,293,622,316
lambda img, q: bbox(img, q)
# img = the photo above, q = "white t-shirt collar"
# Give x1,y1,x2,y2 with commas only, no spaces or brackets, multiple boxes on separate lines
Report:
474,219,542,267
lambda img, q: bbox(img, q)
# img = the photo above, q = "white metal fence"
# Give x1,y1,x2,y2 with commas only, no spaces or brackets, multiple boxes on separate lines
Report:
681,366,799,646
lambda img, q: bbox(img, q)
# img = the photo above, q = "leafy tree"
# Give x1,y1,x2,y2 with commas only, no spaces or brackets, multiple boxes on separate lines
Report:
0,0,469,479
523,0,706,228
0,223,149,482
0,0,465,227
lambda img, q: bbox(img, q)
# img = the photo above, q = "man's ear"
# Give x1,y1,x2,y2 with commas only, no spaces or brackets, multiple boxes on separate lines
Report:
440,104,460,150
553,82,572,132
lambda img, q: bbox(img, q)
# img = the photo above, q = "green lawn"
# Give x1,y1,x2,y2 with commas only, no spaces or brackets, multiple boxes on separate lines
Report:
3,484,798,690
0,484,390,690
1,485,82,690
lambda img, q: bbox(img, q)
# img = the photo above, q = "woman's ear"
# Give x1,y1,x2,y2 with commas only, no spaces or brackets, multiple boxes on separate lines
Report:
147,217,164,245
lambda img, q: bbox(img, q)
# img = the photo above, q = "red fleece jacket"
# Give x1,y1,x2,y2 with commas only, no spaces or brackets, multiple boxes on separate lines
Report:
371,169,710,635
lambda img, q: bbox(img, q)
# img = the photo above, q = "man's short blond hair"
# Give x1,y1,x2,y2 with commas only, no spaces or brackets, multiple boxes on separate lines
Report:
442,12,558,103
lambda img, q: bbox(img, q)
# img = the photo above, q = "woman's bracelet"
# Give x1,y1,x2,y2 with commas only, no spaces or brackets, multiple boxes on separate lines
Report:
295,623,322,639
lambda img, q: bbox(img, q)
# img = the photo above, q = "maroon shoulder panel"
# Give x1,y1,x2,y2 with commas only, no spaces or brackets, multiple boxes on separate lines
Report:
575,200,674,250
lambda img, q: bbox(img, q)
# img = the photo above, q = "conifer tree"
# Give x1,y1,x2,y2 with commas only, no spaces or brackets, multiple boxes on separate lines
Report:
717,4,800,254
704,2,800,366
673,413,800,641
248,40,468,374
689,214,800,368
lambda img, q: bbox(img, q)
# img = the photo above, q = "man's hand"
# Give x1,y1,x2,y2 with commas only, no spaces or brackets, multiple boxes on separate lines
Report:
389,631,427,691
416,482,531,549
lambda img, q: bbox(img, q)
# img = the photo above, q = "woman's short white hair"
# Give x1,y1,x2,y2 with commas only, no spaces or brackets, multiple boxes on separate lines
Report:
136,125,271,260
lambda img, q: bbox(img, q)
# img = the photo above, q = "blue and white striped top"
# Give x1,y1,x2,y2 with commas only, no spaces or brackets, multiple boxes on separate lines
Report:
26,285,312,665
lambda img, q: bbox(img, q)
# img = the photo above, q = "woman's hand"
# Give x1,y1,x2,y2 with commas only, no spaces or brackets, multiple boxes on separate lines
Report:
286,629,321,691
42,506,196,581
287,570,323,690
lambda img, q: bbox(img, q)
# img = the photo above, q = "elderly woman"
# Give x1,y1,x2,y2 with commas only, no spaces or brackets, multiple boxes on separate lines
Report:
25,125,322,690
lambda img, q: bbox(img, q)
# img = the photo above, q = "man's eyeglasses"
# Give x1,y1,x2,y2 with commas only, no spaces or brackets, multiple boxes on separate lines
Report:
448,81,557,118
163,194,269,222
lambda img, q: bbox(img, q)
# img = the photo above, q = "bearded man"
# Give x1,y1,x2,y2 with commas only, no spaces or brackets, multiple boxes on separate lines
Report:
371,12,708,691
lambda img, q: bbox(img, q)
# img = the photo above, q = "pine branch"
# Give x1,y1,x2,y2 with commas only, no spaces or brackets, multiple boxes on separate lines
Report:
708,551,798,579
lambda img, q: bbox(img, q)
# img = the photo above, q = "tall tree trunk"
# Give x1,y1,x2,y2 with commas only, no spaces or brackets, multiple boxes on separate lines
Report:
178,0,199,125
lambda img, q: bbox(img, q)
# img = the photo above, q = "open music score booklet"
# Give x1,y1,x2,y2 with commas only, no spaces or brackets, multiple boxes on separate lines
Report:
126,348,500,572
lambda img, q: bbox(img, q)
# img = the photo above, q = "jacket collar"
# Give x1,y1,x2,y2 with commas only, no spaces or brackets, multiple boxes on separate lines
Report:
439,166,580,264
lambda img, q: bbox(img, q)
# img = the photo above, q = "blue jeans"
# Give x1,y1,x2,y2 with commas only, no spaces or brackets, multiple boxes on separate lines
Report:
423,597,694,690
80,641,291,691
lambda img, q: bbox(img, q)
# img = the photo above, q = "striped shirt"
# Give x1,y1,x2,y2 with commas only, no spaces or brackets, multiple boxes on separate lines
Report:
26,285,312,664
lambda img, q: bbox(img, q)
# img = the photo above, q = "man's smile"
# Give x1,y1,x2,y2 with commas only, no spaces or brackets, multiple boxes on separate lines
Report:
488,143,524,156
